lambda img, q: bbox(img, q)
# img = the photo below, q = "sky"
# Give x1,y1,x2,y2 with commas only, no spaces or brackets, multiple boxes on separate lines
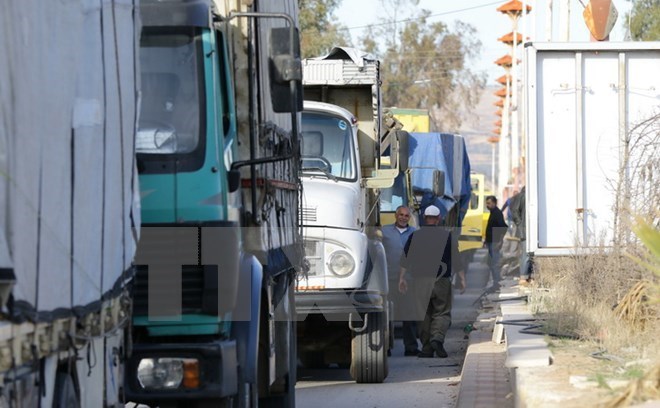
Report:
333,0,634,183
334,0,633,83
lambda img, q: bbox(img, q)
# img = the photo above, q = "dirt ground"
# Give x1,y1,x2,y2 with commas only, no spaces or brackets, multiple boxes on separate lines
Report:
511,316,659,407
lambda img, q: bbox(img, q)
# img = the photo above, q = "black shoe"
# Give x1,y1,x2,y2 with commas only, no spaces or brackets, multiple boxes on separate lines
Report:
417,350,434,358
387,349,392,357
404,349,420,356
431,340,448,358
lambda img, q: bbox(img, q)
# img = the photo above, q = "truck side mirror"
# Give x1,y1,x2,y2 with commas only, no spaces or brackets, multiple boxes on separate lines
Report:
227,169,240,193
433,170,445,197
269,27,303,113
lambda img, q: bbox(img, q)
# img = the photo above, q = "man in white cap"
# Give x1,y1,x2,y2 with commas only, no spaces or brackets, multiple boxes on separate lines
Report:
398,205,465,358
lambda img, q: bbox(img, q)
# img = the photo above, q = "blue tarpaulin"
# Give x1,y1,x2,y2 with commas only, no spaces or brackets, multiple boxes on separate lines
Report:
437,132,472,224
381,132,471,226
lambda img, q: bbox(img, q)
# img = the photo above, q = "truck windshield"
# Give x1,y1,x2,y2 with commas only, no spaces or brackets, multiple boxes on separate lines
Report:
301,112,357,181
136,28,203,155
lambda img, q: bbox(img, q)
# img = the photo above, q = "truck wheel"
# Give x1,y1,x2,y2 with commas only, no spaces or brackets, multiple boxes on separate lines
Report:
190,399,232,408
384,323,390,379
260,326,296,408
259,290,296,408
232,383,257,408
52,372,79,408
350,311,388,383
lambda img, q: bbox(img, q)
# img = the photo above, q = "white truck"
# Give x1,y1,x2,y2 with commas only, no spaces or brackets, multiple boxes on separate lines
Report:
524,42,660,256
296,48,404,383
0,1,140,406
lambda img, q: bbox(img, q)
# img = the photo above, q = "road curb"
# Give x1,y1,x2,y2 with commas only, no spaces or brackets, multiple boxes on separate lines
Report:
456,309,513,407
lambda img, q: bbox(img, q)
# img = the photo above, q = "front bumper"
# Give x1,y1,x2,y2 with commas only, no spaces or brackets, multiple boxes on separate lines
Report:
124,340,237,403
295,289,385,316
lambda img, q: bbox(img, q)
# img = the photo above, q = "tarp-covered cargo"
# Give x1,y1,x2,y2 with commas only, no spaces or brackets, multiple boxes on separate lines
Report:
383,132,472,226
0,0,140,322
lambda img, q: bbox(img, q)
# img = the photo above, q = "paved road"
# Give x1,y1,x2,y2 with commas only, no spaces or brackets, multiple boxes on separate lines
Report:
296,251,490,408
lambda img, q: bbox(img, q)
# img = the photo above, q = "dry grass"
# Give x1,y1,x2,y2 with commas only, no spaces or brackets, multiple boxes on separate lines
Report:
530,253,658,354
527,241,660,406
613,280,655,330
522,111,660,406
604,363,660,408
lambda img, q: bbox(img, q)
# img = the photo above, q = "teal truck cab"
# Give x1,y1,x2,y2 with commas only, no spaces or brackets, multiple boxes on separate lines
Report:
126,1,303,407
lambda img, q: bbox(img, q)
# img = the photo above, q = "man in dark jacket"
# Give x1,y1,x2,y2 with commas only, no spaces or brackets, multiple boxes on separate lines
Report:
484,195,507,289
510,187,533,284
398,205,465,358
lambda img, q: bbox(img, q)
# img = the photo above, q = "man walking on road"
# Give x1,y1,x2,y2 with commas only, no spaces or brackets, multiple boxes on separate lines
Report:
381,206,419,356
484,195,507,289
398,205,465,358
510,187,534,285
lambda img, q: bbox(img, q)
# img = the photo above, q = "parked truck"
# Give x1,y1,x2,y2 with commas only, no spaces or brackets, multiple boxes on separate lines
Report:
126,0,303,406
0,1,140,406
524,42,660,256
296,47,405,383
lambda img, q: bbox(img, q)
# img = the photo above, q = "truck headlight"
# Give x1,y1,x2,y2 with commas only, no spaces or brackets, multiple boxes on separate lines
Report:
137,358,198,390
328,250,355,276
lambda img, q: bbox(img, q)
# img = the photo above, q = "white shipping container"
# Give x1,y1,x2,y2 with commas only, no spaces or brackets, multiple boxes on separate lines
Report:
525,42,660,256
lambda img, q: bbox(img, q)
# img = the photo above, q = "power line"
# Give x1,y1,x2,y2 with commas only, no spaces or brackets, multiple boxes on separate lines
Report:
302,0,504,34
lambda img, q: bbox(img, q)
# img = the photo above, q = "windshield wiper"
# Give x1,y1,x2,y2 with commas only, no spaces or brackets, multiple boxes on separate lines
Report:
301,167,338,181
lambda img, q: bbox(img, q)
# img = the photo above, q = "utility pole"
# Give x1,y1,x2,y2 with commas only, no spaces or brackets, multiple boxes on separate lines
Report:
491,143,496,191
511,20,519,179
497,0,531,194
521,0,528,189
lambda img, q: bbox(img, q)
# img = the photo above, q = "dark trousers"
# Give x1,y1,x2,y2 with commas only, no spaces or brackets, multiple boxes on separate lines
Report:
420,276,452,352
486,242,502,286
402,321,419,351
389,279,420,351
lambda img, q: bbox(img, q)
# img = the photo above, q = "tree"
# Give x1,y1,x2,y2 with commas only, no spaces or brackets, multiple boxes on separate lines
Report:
298,0,352,58
625,0,660,41
359,0,486,132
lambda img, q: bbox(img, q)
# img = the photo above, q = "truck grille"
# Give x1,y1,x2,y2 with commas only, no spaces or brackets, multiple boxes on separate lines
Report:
302,206,317,222
303,240,324,276
132,226,204,316
132,265,205,316
132,223,241,317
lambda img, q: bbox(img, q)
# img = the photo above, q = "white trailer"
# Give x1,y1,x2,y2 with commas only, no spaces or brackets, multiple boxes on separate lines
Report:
525,42,660,256
0,1,140,406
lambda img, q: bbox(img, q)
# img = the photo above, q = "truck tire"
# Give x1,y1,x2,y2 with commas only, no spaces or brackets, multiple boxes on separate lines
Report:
232,382,257,408
260,321,296,408
52,372,79,408
260,287,296,408
350,311,388,383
